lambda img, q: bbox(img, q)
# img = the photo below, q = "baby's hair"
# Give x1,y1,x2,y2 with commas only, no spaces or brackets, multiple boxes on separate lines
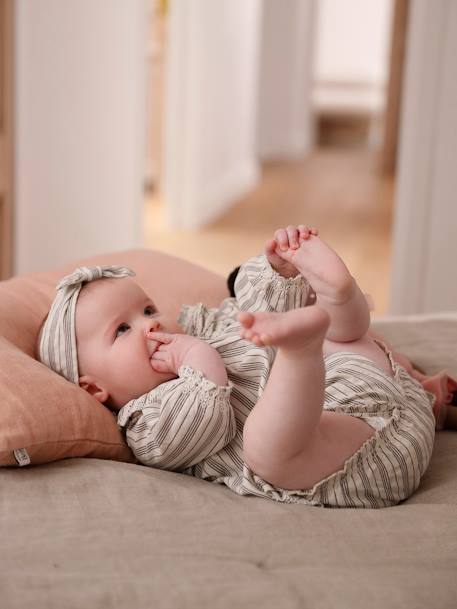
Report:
227,266,241,297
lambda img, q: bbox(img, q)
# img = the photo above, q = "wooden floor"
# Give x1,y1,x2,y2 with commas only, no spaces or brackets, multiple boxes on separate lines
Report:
144,148,395,316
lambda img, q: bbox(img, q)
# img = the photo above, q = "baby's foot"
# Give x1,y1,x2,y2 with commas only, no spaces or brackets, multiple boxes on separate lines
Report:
286,236,355,305
266,225,318,279
238,307,329,352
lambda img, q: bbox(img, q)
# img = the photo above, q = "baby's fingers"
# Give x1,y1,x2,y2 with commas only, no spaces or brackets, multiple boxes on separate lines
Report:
274,226,302,250
150,346,179,374
265,239,288,270
286,225,300,249
273,228,288,251
265,238,277,255
147,331,173,344
151,348,168,360
298,225,319,240
150,358,172,373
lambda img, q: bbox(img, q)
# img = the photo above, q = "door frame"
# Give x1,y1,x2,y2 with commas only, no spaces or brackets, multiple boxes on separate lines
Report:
390,0,457,313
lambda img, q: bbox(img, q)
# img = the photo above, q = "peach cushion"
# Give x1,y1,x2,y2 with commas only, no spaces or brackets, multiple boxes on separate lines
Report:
0,249,228,466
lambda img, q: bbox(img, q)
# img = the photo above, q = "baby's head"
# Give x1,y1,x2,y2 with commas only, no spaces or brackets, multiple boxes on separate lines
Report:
38,266,178,411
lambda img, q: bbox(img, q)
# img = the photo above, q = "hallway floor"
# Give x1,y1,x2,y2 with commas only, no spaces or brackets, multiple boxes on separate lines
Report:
144,148,394,316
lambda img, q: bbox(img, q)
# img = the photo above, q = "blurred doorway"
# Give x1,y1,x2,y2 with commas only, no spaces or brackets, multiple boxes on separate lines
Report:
312,0,407,172
143,0,409,315
145,0,408,195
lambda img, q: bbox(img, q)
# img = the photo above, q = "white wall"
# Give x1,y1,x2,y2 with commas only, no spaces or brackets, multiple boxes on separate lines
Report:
314,0,393,86
163,0,261,229
14,0,147,274
257,0,316,160
390,0,457,314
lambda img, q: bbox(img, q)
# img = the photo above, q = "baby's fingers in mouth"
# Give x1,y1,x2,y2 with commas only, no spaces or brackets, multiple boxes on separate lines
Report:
147,330,173,343
150,358,169,372
151,349,167,360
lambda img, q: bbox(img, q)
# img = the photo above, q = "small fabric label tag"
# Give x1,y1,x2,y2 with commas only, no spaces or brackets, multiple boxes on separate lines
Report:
13,448,31,467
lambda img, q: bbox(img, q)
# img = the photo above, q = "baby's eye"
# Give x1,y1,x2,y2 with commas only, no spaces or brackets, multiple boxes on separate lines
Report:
115,323,130,338
144,305,157,317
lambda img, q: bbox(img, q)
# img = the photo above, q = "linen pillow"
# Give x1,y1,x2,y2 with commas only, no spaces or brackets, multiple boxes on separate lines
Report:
0,249,229,466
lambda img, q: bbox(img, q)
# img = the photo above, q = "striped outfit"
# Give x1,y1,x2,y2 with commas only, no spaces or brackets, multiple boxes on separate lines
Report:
117,255,436,508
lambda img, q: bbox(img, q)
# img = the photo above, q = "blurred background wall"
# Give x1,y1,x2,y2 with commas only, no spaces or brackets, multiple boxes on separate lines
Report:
13,0,146,273
257,0,315,160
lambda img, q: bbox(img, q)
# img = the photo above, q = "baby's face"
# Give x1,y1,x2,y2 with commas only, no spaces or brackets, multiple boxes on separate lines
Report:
75,277,179,410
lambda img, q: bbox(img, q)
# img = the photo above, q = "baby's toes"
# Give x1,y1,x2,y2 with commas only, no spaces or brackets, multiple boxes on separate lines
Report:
238,311,255,328
259,333,273,346
241,328,253,340
251,334,265,347
240,328,265,346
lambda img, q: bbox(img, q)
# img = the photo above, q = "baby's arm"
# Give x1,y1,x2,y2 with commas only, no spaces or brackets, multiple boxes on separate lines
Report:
148,331,228,387
118,366,235,471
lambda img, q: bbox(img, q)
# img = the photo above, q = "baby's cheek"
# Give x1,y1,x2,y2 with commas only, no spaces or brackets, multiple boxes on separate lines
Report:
124,354,148,380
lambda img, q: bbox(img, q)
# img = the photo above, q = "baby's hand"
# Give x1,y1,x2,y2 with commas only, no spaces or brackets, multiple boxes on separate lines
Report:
148,331,228,386
266,225,318,276
148,332,201,374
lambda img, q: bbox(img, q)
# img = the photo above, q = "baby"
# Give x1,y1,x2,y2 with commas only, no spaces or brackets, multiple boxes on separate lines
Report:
38,225,455,508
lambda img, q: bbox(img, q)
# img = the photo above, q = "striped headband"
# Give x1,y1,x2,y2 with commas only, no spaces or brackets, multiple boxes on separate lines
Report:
38,265,135,384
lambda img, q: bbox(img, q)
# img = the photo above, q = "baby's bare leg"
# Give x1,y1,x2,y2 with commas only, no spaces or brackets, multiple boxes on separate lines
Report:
239,307,374,488
289,236,370,343
240,307,328,470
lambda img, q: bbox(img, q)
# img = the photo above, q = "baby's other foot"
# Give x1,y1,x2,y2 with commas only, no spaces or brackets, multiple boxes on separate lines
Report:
288,235,355,305
238,307,329,353
265,225,319,279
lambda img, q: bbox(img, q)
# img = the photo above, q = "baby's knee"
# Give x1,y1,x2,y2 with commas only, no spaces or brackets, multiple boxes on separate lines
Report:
242,420,300,486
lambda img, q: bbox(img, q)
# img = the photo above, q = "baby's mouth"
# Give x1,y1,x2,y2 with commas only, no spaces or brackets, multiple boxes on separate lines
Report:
148,340,160,359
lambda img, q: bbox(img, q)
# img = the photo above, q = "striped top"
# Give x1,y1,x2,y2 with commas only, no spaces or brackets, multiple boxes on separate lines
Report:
117,254,435,508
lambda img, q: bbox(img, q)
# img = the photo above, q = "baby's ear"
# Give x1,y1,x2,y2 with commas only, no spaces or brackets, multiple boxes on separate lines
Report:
79,375,109,404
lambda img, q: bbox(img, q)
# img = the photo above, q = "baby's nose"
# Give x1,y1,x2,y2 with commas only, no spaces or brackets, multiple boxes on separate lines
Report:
147,320,160,333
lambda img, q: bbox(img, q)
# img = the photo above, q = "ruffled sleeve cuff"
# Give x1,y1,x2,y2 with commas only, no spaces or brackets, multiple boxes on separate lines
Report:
234,253,310,312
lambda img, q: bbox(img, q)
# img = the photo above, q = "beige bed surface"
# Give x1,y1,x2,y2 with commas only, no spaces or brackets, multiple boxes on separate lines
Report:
372,312,457,376
1,313,456,609
1,437,456,609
